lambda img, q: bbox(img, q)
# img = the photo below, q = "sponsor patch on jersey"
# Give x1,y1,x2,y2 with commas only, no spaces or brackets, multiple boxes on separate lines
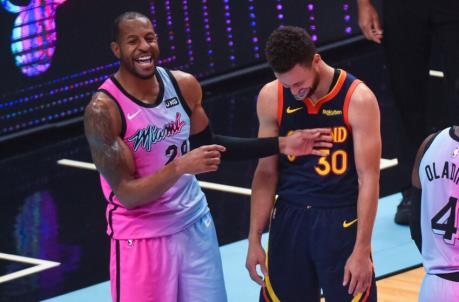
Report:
165,97,179,108
322,109,342,116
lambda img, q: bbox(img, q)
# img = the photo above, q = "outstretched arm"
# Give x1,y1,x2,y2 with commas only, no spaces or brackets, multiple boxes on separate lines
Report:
172,70,332,160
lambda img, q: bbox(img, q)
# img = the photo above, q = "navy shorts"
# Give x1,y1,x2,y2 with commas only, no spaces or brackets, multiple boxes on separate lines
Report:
260,200,377,302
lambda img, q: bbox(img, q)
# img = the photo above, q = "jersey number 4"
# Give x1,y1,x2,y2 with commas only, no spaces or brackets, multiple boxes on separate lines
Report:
431,196,459,245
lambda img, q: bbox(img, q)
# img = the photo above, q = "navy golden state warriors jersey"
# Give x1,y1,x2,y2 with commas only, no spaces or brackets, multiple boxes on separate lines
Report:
277,69,361,207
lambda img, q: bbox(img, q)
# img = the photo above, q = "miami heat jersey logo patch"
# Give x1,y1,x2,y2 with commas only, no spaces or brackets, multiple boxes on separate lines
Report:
452,147,459,158
128,112,186,151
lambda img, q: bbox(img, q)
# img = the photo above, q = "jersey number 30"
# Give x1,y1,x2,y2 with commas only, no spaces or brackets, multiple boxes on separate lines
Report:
314,149,348,176
431,196,459,245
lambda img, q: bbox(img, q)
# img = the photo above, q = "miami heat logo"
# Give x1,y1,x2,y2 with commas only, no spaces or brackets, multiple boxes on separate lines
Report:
452,147,459,158
128,112,186,152
1,0,67,76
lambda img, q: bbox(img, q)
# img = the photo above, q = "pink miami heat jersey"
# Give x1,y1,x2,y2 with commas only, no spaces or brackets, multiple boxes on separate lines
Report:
97,67,208,239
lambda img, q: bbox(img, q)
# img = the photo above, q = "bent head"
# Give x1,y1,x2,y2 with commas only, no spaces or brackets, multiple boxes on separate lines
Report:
265,26,320,100
111,12,159,79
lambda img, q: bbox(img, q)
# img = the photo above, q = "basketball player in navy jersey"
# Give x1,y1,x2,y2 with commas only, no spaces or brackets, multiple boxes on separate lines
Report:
245,26,381,301
410,126,459,301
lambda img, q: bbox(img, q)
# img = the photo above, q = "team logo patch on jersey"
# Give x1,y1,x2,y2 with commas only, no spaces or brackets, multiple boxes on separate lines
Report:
322,109,342,116
452,147,459,158
165,97,179,108
128,112,186,151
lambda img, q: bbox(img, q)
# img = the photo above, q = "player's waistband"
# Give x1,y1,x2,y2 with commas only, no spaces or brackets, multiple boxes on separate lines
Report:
277,197,357,209
436,271,459,282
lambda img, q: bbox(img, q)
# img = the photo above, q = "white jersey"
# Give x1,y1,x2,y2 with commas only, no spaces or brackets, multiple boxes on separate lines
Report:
419,127,459,274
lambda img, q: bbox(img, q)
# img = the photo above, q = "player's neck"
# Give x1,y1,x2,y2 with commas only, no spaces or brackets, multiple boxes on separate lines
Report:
308,63,335,103
454,125,459,137
115,69,160,105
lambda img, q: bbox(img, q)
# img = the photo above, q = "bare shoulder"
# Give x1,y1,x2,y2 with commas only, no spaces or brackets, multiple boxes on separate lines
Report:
351,82,378,107
348,82,379,127
257,80,280,137
257,80,278,119
170,69,201,108
170,70,200,92
85,91,115,114
84,91,121,141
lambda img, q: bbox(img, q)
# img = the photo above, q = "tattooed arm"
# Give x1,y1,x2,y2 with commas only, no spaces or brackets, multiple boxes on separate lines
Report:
84,92,224,209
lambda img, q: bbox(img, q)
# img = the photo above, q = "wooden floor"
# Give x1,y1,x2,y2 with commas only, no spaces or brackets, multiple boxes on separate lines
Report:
320,267,425,302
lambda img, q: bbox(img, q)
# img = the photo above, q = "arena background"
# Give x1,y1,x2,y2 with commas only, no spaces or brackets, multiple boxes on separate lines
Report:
0,0,374,140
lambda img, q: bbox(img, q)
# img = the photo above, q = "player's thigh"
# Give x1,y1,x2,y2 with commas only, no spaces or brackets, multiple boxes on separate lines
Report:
110,237,179,302
419,274,459,302
178,212,227,302
313,206,376,302
262,201,321,302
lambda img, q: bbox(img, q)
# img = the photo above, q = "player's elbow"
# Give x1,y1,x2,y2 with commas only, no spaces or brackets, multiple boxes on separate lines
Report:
357,169,380,187
113,191,137,209
112,183,143,210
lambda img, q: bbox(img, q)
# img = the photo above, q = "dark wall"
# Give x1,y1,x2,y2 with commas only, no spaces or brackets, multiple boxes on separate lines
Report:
0,0,362,139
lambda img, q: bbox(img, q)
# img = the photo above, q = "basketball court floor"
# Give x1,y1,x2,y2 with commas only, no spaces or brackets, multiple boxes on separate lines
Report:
0,42,447,301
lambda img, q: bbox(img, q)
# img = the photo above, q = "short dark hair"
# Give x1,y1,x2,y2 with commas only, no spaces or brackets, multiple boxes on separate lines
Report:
112,11,150,42
265,26,317,73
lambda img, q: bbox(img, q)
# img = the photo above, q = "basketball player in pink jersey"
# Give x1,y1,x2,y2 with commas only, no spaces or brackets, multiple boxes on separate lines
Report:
84,12,332,302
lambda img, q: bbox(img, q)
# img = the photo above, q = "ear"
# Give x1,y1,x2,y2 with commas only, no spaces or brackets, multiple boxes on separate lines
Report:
111,41,121,59
313,53,321,64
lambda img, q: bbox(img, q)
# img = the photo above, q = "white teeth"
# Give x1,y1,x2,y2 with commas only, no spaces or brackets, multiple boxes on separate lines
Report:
138,56,151,60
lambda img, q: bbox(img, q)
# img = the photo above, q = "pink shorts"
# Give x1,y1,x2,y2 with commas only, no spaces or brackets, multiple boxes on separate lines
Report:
109,212,227,302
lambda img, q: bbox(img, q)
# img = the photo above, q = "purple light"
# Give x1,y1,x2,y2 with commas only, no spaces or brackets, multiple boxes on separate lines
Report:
276,4,282,10
345,26,352,34
307,3,314,11
2,0,67,76
344,15,350,22
312,34,318,41
278,14,284,20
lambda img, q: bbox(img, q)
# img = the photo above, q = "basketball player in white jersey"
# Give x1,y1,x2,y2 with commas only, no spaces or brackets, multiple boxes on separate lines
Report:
411,126,459,302
84,11,332,302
